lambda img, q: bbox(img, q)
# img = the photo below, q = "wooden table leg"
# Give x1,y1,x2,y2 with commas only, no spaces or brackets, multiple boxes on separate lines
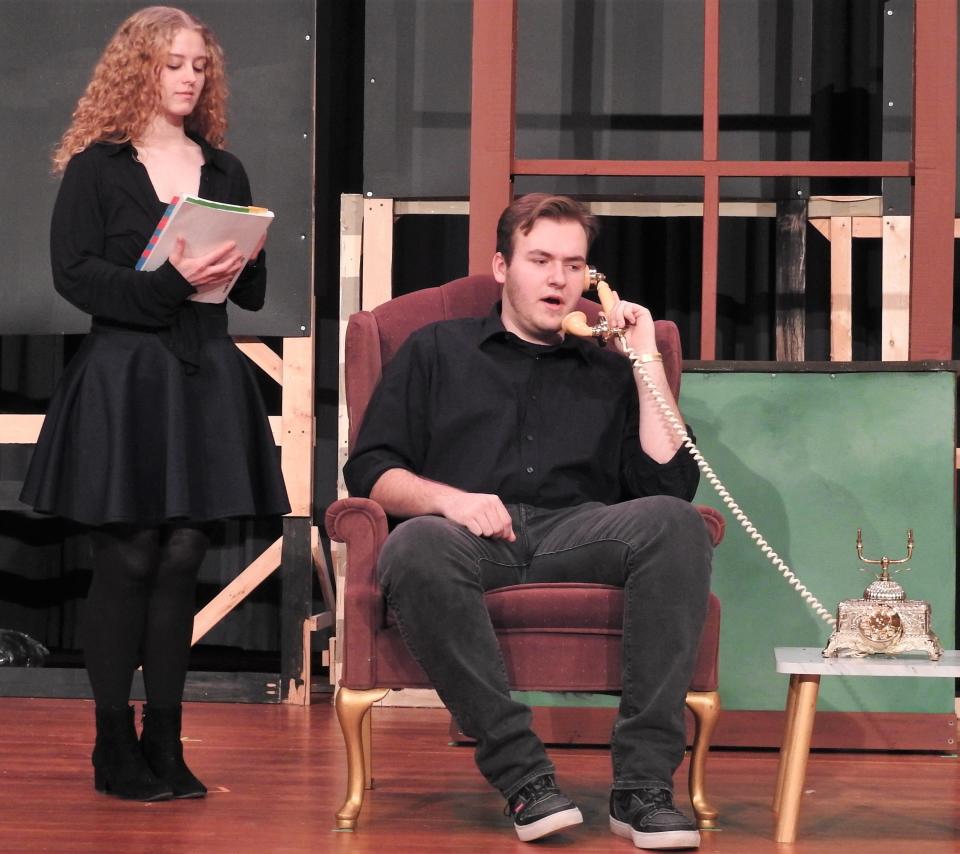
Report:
773,673,800,815
773,674,820,844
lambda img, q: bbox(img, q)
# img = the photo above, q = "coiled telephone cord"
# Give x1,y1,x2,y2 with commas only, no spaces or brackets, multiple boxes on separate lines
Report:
616,331,837,627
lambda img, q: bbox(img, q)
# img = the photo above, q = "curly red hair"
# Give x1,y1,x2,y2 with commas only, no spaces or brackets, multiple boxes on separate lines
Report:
52,6,229,173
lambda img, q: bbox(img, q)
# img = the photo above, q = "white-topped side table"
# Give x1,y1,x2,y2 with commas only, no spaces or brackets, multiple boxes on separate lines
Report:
772,646,960,843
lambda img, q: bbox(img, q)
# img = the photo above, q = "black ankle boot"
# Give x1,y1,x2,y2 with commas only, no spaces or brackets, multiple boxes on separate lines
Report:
140,704,207,799
92,706,173,801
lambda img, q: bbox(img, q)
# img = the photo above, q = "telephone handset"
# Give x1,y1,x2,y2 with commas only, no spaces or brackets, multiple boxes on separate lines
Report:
563,267,837,627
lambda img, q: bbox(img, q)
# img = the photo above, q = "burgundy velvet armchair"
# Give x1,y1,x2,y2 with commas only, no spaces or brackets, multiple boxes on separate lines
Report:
325,274,725,831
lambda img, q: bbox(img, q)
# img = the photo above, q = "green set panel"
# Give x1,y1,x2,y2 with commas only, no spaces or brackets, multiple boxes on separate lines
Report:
681,370,956,713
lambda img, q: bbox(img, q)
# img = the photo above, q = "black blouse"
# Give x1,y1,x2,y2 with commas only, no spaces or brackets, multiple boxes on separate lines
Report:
49,135,266,365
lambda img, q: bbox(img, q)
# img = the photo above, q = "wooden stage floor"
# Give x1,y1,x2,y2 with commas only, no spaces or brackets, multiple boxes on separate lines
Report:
1,696,959,852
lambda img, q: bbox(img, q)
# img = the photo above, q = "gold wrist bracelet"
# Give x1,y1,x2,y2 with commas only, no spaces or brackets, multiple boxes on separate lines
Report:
636,352,663,363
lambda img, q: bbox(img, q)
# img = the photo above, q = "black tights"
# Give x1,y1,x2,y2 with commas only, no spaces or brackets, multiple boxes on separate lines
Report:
83,523,210,709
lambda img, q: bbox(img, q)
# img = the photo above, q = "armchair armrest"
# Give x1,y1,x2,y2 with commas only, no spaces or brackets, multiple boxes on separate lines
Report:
325,496,723,689
696,504,725,547
324,496,390,688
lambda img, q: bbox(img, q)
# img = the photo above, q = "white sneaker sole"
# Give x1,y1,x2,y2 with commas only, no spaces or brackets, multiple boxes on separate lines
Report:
515,805,583,842
610,815,700,850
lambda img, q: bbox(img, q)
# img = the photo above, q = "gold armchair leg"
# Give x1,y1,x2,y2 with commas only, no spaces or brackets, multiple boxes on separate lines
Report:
685,690,720,829
362,703,374,788
335,686,389,830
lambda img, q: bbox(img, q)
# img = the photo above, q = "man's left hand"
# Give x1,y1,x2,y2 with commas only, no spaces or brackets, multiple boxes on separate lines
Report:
604,298,658,354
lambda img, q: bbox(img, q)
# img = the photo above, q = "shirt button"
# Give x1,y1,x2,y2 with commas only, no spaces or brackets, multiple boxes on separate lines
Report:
526,434,534,441
526,466,534,474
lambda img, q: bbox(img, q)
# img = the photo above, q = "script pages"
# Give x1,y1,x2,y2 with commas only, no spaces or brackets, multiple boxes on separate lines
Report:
137,195,274,303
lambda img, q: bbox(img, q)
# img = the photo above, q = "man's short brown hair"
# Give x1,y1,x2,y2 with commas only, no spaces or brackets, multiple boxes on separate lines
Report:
495,193,599,263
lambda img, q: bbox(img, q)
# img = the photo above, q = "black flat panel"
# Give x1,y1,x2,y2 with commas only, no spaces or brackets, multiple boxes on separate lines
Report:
364,0,813,201
0,667,287,703
0,0,314,336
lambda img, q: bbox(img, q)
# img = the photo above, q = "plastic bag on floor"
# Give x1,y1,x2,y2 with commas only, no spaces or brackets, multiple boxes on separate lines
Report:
0,629,49,666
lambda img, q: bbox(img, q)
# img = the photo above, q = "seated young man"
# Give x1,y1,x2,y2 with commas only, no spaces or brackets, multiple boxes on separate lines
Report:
344,193,712,851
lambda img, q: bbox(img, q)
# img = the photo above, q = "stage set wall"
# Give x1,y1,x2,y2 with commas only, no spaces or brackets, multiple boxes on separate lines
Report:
357,0,960,744
2,0,958,738
364,0,943,364
678,369,955,716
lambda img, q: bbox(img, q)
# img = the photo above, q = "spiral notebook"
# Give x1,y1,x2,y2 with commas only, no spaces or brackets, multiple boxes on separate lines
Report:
137,194,274,303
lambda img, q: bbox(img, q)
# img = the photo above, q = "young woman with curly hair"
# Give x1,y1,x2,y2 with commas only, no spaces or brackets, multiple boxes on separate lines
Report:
21,6,289,801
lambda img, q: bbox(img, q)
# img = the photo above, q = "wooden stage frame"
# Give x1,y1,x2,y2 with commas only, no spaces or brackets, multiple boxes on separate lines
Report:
335,192,960,722
468,0,957,362
351,193,939,366
337,3,960,717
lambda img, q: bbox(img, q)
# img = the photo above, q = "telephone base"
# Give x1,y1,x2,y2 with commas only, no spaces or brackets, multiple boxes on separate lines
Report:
822,598,943,661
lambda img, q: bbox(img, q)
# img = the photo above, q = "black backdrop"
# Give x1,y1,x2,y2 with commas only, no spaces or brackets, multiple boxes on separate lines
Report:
366,0,913,361
0,0,314,337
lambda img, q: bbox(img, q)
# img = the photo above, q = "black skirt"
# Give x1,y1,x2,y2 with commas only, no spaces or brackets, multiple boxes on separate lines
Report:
20,314,290,526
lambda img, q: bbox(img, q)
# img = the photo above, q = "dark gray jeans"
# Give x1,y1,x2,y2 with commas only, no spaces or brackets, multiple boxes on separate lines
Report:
377,495,713,799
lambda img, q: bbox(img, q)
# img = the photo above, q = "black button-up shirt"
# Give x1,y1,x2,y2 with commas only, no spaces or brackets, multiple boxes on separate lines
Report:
344,305,699,509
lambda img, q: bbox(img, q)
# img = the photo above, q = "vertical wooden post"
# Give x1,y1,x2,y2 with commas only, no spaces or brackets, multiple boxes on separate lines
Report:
700,178,719,360
278,273,316,703
361,198,394,310
699,0,720,359
829,217,853,361
909,0,956,359
280,516,313,704
280,333,315,519
775,200,807,361
338,194,363,501
882,216,911,360
468,0,517,274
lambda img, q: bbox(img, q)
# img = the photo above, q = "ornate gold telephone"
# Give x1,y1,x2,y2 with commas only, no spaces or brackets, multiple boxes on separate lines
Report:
821,529,942,659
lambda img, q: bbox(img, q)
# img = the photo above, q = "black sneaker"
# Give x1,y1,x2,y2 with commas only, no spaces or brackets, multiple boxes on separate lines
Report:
609,788,700,850
505,774,583,842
